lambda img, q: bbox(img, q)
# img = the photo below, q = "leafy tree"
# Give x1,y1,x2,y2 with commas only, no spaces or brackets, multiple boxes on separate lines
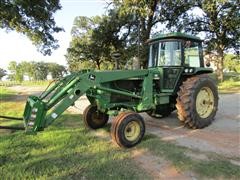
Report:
0,68,7,80
47,63,67,79
224,54,240,73
0,0,63,55
8,61,23,81
66,16,114,71
182,0,240,81
108,0,194,66
32,62,48,80
66,0,193,71
20,61,37,80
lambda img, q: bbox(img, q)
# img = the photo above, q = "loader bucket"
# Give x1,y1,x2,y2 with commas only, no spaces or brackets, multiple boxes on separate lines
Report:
23,96,47,133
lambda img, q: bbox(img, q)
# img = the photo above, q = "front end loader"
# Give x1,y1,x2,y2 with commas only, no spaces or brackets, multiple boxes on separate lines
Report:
1,33,218,148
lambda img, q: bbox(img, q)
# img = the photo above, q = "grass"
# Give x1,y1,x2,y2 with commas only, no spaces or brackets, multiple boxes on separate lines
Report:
0,87,150,179
0,87,25,127
218,72,240,93
139,134,240,179
0,118,150,179
0,86,16,100
1,86,240,179
218,78,240,93
0,80,50,87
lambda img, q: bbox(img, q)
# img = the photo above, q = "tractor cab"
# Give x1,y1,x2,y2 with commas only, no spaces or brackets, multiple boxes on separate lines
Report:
147,33,209,92
148,32,204,68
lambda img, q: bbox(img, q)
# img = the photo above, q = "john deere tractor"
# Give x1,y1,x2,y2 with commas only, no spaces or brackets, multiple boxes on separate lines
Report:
1,33,218,148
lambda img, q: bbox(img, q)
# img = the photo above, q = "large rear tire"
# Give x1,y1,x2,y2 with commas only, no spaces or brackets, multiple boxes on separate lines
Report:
176,75,218,129
83,105,109,129
111,112,145,148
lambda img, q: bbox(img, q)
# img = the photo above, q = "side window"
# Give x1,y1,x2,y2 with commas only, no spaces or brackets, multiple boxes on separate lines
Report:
184,41,200,67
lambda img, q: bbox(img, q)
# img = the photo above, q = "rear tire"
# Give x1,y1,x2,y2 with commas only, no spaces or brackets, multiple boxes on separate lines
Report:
111,112,145,148
83,105,109,129
176,75,218,129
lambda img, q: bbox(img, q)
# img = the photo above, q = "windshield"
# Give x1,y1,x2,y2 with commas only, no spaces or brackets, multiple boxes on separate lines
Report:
148,41,182,67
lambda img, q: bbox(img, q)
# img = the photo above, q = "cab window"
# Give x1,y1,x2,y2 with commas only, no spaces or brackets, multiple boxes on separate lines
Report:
184,41,200,67
148,41,182,67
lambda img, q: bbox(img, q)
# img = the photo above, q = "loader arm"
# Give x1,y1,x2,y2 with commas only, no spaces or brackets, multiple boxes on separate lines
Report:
23,69,150,133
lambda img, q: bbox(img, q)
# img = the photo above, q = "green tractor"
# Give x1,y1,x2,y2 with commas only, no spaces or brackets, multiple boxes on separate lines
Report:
9,33,218,148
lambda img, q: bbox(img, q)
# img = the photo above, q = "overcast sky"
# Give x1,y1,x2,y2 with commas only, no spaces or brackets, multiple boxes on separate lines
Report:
0,0,109,70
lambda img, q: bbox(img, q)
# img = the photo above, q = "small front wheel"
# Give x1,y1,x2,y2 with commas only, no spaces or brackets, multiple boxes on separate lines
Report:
111,112,145,148
83,105,109,129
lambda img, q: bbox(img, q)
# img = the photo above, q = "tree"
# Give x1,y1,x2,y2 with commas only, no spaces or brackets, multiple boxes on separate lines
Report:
109,0,194,66
224,54,240,73
32,62,48,80
8,61,23,81
20,61,37,80
8,61,67,81
66,16,115,71
67,1,193,71
0,0,63,55
182,0,240,81
0,68,7,80
47,63,67,79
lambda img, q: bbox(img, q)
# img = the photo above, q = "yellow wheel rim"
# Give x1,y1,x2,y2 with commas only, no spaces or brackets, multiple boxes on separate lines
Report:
196,87,214,118
124,121,141,142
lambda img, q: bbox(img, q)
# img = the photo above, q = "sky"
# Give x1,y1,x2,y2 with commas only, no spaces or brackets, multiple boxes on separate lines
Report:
0,0,109,70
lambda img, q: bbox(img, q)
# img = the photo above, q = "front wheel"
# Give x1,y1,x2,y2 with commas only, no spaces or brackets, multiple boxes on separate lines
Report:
83,105,109,129
111,112,145,148
176,75,218,129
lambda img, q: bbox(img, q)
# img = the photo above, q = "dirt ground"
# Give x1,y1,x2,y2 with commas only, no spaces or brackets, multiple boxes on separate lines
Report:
143,93,240,158
72,91,240,158
4,86,240,179
72,91,240,179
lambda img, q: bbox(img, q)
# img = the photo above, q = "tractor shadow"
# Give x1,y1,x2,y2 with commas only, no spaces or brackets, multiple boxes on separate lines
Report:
140,111,200,142
0,93,32,102
142,111,185,130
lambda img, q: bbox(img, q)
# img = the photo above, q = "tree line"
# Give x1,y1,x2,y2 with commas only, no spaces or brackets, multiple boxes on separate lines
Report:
0,61,66,81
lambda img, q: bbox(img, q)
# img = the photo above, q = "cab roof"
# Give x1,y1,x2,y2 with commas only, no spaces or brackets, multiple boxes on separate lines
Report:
148,32,202,43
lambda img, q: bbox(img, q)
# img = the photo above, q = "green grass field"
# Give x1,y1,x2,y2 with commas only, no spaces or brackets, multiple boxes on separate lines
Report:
218,73,240,93
218,81,240,93
0,87,150,179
